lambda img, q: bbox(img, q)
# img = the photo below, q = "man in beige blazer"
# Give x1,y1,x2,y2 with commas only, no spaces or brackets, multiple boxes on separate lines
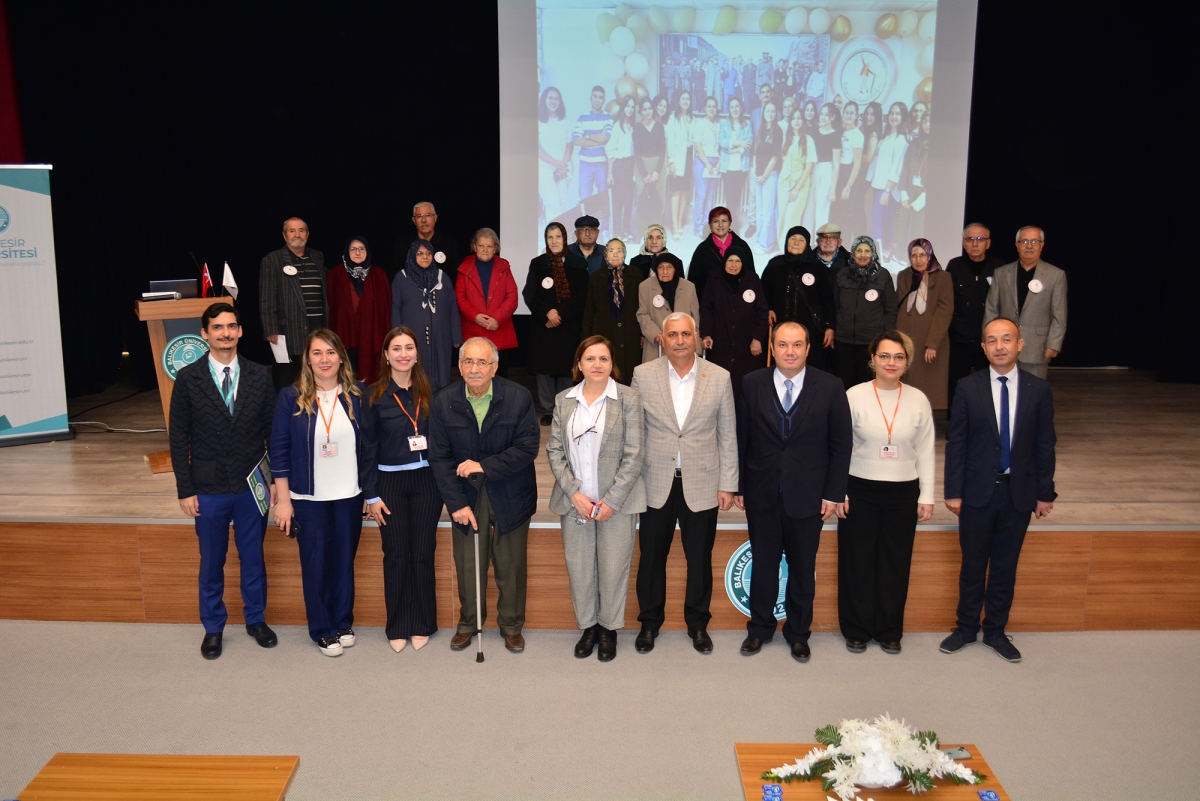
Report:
983,226,1067,379
630,313,739,654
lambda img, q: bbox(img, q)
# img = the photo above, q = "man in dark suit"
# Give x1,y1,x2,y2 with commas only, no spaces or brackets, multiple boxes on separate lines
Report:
259,216,327,390
169,303,278,660
735,321,852,662
942,317,1056,663
428,337,540,654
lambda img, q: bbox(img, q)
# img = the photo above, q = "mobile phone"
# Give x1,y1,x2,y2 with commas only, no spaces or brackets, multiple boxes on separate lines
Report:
939,747,971,760
287,518,299,539
590,502,601,519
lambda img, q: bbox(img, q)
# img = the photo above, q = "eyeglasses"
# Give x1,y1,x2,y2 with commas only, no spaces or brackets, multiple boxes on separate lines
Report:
1018,239,1043,246
348,246,366,253
818,234,840,241
460,358,496,368
963,236,989,243
875,353,907,363
414,213,436,220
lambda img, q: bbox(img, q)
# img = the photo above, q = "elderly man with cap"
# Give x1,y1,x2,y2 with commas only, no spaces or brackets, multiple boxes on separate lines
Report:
812,222,852,299
569,215,606,275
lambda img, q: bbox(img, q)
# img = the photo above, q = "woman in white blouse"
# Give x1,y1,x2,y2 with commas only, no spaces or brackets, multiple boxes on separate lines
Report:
665,90,694,241
834,330,934,656
606,94,637,240
868,101,909,262
546,335,646,662
691,95,722,237
538,86,574,224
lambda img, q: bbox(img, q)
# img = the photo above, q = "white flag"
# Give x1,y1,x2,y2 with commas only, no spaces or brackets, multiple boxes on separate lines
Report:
222,261,239,300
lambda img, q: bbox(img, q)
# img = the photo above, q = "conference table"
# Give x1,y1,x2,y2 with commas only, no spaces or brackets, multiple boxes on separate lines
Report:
734,742,1009,800
18,753,299,800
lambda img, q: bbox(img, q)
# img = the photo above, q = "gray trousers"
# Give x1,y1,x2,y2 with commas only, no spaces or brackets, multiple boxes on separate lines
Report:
452,485,529,636
536,374,573,414
560,511,637,631
1018,360,1048,379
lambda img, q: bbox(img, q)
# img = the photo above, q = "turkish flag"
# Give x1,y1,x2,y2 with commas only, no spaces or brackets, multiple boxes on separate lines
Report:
201,263,213,297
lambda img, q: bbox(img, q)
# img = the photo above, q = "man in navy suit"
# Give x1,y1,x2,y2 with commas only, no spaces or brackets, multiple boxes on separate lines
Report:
942,317,1056,663
734,322,852,662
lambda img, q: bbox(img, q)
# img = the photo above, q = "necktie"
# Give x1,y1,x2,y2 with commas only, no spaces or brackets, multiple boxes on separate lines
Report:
998,376,1010,473
222,366,234,416
783,379,794,412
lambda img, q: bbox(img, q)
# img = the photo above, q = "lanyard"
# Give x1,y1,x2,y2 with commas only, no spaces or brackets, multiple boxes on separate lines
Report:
872,381,902,444
316,388,340,444
393,392,421,435
209,360,238,407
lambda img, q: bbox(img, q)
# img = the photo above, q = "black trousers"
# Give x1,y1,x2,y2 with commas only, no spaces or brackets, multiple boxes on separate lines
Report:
746,498,823,644
636,476,718,631
956,481,1030,637
834,341,872,390
377,467,442,639
272,359,302,392
947,337,988,415
837,476,920,641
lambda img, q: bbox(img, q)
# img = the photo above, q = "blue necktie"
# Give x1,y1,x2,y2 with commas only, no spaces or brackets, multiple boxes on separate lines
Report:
782,379,794,412
222,366,234,416
998,375,1010,473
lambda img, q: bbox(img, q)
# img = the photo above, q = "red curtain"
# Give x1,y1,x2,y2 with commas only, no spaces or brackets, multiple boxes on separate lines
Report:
0,0,25,163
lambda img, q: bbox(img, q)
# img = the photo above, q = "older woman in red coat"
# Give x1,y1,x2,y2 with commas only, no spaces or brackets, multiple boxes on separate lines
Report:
455,227,519,371
327,236,391,383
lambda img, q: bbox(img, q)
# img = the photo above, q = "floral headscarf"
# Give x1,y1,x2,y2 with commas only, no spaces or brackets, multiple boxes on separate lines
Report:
848,235,881,288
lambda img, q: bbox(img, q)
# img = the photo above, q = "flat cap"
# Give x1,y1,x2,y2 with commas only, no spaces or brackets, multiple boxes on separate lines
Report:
574,215,600,229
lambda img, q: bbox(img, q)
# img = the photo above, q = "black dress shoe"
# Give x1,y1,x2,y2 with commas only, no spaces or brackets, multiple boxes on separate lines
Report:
574,626,598,658
597,628,617,662
634,628,658,653
740,636,763,655
689,628,713,654
879,638,902,654
246,622,277,648
790,640,811,662
540,413,552,427
201,632,222,660
845,638,868,654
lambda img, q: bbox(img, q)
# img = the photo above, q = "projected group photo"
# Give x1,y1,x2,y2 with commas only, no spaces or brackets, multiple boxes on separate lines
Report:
536,3,937,268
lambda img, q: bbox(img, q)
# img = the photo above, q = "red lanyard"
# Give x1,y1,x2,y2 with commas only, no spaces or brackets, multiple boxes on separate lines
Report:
316,388,339,443
872,381,902,444
393,392,421,434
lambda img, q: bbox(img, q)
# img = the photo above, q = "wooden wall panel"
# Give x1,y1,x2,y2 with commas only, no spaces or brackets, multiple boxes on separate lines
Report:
1085,532,1200,630
0,522,144,622
138,524,200,624
1006,531,1091,631
899,530,960,633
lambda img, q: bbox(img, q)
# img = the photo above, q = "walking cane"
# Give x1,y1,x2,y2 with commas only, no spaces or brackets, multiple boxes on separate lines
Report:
467,471,488,663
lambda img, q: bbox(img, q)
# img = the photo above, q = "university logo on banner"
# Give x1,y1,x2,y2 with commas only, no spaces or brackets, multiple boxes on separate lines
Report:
0,204,11,234
162,334,209,380
725,541,788,620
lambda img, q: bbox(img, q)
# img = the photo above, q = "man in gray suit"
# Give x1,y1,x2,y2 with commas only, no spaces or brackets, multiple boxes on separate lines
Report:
983,226,1067,379
631,313,739,654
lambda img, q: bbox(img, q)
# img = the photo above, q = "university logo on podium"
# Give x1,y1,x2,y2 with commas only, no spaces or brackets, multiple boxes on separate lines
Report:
725,541,788,620
162,334,209,380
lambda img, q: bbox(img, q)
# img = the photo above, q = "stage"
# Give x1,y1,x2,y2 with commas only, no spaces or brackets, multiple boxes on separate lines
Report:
1,368,1197,632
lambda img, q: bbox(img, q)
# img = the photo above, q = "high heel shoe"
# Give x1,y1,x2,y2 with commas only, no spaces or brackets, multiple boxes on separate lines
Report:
390,638,407,652
411,636,429,651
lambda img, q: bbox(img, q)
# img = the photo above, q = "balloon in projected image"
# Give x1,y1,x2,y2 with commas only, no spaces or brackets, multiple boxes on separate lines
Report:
808,8,831,35
785,7,808,34
673,7,696,34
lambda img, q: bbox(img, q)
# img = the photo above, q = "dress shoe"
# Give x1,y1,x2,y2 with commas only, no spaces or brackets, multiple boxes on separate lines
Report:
938,629,977,654
790,640,811,662
411,636,429,651
597,628,617,662
688,628,713,654
634,628,658,653
879,638,902,655
245,622,277,648
740,636,763,656
201,632,222,660
845,638,868,654
317,636,343,657
574,626,598,658
450,631,474,651
390,639,407,652
982,633,1022,663
338,628,356,647
503,632,525,653
540,413,552,427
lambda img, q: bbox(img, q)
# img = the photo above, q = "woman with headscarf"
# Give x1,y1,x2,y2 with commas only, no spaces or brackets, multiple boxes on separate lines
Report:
628,223,671,277
833,235,898,389
699,245,769,402
636,250,698,364
760,226,835,370
522,222,590,425
327,236,391,384
581,239,644,383
686,205,755,305
391,239,462,392
895,238,953,409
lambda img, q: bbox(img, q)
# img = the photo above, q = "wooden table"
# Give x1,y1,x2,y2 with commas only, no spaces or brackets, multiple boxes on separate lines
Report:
18,753,299,800
734,743,1008,800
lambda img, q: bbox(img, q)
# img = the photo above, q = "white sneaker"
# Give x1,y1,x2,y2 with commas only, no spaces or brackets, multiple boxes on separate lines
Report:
317,636,343,657
338,628,356,647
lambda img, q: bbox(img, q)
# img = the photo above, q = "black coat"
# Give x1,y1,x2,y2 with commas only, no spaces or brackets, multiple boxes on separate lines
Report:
427,377,539,535
946,254,1003,344
760,254,835,344
391,229,461,285
699,270,770,399
736,366,852,518
833,265,898,345
686,232,755,304
581,264,645,384
521,252,589,376
168,356,275,498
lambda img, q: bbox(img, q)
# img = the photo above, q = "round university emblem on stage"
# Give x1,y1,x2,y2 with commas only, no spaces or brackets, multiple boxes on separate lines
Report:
0,205,10,234
163,334,209,380
724,541,787,620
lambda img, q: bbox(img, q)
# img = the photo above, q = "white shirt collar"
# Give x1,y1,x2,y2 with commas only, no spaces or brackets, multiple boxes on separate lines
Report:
208,354,236,374
774,367,805,390
566,377,619,402
989,365,1018,383
668,356,698,381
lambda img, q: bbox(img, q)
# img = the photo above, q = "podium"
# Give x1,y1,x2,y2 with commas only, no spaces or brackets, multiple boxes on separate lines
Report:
135,297,224,472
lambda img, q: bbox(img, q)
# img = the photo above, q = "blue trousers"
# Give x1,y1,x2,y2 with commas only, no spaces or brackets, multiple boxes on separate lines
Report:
293,496,363,641
578,160,607,201
693,157,720,235
955,482,1030,637
196,491,268,634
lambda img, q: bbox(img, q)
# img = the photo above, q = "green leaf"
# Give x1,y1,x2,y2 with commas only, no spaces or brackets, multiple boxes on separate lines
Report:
822,777,835,792
815,724,842,747
915,730,939,746
944,770,988,786
908,770,934,791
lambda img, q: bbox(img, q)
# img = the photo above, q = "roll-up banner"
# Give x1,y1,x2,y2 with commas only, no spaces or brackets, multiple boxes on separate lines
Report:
0,165,71,447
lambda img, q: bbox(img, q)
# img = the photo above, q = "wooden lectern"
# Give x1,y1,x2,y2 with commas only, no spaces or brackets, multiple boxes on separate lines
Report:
135,297,226,472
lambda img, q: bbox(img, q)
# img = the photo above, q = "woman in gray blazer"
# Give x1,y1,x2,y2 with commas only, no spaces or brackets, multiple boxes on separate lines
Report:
546,335,646,662
636,251,701,364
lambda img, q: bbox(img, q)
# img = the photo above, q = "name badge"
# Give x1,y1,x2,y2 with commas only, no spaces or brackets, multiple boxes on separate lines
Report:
986,276,993,286
434,251,447,264
1028,278,1044,293
880,444,899,459
742,289,756,303
541,276,554,289
802,272,816,286
408,435,428,452
912,175,922,187
865,289,879,302
320,442,339,458
652,294,665,308
283,265,298,276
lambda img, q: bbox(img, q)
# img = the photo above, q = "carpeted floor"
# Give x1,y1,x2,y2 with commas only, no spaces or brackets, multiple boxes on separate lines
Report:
1,621,1197,800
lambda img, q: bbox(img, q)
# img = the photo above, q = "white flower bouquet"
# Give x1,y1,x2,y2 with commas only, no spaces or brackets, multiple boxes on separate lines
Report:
762,715,986,800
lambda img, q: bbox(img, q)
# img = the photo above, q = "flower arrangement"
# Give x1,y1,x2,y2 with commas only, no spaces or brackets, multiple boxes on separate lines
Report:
762,715,986,800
